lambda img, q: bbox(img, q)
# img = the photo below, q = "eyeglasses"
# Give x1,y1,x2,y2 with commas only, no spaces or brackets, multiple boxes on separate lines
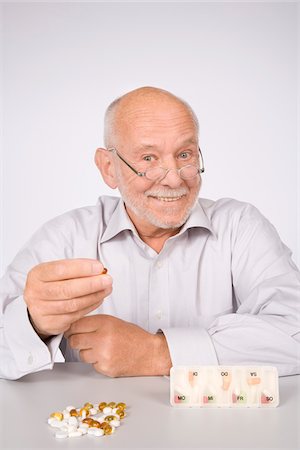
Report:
107,147,205,182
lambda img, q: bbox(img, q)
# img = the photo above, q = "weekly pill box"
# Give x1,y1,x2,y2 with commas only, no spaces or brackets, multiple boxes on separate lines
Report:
170,366,279,408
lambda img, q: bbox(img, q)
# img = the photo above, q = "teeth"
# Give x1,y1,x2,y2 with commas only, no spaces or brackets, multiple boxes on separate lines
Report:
155,196,183,202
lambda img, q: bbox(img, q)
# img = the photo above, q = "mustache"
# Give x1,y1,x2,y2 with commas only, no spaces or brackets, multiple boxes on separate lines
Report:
145,188,189,198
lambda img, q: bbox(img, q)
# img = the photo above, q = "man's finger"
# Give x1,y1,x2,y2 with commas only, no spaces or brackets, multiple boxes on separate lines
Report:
37,274,112,300
68,332,95,350
79,348,97,364
33,289,110,315
35,259,105,282
65,314,106,337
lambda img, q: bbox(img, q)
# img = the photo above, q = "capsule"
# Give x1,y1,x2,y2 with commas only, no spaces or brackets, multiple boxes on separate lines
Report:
79,407,90,418
50,412,63,421
91,420,101,428
116,402,126,410
108,401,116,408
104,415,118,422
98,402,107,411
101,268,108,275
69,409,78,417
100,423,114,435
84,402,93,410
116,408,126,419
82,418,94,426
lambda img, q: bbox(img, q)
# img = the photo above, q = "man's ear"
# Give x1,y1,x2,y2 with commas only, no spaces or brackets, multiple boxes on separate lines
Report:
94,148,118,189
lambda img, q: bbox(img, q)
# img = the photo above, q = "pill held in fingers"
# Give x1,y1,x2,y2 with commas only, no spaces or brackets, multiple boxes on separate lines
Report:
101,267,108,275
48,400,127,439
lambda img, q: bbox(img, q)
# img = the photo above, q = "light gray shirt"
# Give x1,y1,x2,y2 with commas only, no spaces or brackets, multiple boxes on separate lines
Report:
1,196,299,379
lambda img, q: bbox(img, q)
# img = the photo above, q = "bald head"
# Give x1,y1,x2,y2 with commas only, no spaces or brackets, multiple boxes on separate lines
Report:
103,86,199,148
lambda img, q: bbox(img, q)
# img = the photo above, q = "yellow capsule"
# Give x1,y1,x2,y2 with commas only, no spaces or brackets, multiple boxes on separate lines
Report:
50,412,63,421
116,402,126,410
83,402,93,410
69,409,78,417
116,408,126,419
107,401,116,408
104,415,117,422
79,407,90,417
98,402,107,411
82,418,93,426
91,420,101,428
102,423,113,435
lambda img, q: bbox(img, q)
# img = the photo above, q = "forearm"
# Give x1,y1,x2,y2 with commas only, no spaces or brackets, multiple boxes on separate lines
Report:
208,313,300,376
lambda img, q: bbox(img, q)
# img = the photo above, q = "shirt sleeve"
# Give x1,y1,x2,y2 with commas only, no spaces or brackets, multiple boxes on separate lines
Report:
0,222,70,380
162,203,300,376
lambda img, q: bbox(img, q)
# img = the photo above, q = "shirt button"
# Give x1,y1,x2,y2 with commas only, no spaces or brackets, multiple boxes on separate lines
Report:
155,261,163,269
155,310,163,319
27,353,33,365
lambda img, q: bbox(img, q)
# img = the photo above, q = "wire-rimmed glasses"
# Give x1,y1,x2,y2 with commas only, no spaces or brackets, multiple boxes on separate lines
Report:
107,147,204,182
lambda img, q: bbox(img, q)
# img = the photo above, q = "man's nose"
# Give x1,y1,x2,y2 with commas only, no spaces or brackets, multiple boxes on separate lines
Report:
159,167,184,188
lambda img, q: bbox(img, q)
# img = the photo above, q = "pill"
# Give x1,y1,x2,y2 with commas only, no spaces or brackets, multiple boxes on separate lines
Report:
79,427,88,435
82,418,93,426
89,407,98,415
55,430,68,439
101,268,108,274
108,401,116,408
68,416,78,426
50,412,63,421
110,419,121,427
104,415,118,422
49,419,63,428
69,430,83,437
80,422,89,429
47,417,56,426
79,407,90,418
66,405,76,412
116,402,126,409
94,428,105,437
62,410,70,419
103,406,112,414
91,420,101,428
247,377,261,385
84,402,93,410
88,428,99,436
116,408,126,419
69,409,78,417
104,424,115,435
98,402,107,411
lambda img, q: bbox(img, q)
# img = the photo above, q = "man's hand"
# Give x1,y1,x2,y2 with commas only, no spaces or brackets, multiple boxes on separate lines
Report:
24,259,112,338
64,314,172,377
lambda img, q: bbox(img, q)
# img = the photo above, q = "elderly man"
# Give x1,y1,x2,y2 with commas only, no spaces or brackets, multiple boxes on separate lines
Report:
0,87,299,380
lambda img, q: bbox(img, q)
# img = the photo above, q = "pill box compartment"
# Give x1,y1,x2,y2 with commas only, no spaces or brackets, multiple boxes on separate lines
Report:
170,366,279,408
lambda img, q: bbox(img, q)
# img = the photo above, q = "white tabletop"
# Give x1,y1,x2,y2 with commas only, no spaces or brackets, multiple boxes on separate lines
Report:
0,363,299,449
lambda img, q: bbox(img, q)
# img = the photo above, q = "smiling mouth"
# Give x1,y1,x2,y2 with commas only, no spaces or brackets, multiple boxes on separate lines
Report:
149,195,185,202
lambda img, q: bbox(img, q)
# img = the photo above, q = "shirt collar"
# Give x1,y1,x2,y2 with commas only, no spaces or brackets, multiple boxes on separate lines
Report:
100,197,214,244
100,199,137,244
180,200,214,235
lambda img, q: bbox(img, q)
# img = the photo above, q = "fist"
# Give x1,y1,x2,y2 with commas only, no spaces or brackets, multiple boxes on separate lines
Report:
65,314,172,377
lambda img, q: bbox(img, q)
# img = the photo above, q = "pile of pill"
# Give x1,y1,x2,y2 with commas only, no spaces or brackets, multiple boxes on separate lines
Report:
47,401,127,439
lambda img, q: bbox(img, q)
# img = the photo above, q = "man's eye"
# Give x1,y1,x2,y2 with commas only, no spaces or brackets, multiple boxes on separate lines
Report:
143,155,153,162
179,152,190,159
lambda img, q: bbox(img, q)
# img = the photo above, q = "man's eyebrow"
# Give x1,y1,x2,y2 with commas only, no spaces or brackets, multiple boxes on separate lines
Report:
133,139,198,153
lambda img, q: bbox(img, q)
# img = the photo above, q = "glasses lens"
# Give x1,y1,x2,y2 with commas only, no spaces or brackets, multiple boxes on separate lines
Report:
145,167,166,181
180,165,200,179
